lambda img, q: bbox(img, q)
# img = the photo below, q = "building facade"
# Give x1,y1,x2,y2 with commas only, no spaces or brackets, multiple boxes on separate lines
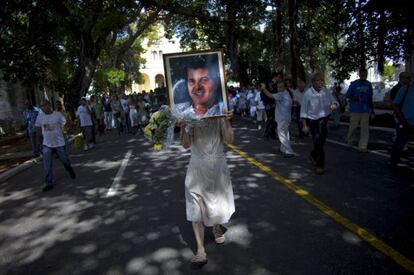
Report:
131,30,182,94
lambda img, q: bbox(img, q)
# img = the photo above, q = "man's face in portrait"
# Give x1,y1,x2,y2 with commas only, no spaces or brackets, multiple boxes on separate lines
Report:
187,67,216,114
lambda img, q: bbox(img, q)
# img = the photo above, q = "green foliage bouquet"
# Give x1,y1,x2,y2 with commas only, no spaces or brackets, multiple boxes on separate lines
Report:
73,134,84,150
144,105,204,151
144,106,174,151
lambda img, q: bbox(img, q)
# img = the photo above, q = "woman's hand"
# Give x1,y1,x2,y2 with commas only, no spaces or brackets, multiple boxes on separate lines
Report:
224,110,233,121
175,119,186,128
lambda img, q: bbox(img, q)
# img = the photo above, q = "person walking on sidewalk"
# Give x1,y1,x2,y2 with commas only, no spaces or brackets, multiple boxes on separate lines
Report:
389,80,414,168
35,100,76,192
346,68,374,152
261,81,296,157
263,72,282,139
255,85,267,130
90,95,105,136
76,97,94,151
179,110,235,269
22,100,40,157
300,73,338,175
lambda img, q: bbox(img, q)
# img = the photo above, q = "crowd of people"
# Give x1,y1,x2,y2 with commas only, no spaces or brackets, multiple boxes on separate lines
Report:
226,69,413,173
21,70,414,191
21,90,167,191
18,68,413,269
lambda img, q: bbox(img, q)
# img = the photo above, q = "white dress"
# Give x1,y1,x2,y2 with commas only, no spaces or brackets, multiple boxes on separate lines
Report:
185,119,235,226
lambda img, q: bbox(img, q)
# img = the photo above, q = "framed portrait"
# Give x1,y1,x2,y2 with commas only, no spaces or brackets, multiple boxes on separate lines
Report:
163,49,228,118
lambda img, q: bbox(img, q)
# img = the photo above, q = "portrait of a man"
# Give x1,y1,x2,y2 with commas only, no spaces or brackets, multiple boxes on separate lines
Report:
164,50,228,118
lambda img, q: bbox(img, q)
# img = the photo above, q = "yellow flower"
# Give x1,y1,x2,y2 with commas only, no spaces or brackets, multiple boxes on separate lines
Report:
154,144,163,151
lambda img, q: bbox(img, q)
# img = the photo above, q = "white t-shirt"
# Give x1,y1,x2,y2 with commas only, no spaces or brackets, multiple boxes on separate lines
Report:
76,105,93,127
255,90,265,110
35,111,66,148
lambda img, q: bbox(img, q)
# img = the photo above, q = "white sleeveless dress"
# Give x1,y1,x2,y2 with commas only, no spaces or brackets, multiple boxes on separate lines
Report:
185,119,235,226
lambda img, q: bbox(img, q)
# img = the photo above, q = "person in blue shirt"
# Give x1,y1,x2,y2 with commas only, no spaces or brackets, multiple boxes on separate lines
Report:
346,68,374,152
22,100,40,157
389,79,414,167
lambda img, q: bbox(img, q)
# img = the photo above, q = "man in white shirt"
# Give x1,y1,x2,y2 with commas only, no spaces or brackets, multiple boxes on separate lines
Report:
76,97,94,151
35,100,76,192
261,81,296,157
300,73,338,174
247,87,257,119
254,87,266,130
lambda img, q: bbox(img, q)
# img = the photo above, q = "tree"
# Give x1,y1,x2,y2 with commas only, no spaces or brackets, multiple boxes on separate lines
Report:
382,64,395,81
160,0,266,84
1,0,161,114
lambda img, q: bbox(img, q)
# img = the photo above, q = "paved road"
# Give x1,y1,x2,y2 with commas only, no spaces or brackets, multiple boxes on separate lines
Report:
0,118,413,274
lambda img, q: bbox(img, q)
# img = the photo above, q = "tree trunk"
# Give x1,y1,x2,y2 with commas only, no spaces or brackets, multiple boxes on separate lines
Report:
272,0,284,73
288,0,301,85
67,28,104,115
406,16,414,73
377,9,386,74
356,1,366,69
226,3,241,82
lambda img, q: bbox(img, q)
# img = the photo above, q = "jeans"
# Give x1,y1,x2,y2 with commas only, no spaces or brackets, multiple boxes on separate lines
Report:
81,126,93,144
42,145,75,186
294,106,305,137
390,124,414,166
309,117,329,168
331,108,341,128
28,131,39,156
104,112,113,129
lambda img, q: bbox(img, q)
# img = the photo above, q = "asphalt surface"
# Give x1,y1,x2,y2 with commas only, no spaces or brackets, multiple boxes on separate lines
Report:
0,117,413,275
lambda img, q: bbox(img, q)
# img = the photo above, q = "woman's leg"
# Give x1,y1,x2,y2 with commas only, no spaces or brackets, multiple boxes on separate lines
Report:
213,224,225,244
192,221,206,255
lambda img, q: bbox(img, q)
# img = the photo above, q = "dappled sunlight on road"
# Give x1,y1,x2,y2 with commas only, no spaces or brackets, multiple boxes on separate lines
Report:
0,121,413,274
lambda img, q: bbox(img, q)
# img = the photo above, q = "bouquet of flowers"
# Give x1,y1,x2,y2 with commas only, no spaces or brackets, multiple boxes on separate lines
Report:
144,105,204,151
144,106,175,151
73,134,84,150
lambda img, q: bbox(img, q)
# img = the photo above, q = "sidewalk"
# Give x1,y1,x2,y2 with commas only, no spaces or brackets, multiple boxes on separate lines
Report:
0,132,81,182
0,133,34,175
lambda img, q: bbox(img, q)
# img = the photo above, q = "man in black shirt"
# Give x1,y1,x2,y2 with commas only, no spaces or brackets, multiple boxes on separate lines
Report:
263,72,283,139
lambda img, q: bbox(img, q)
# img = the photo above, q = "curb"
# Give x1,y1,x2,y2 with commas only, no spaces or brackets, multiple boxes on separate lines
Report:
0,156,42,183
0,134,80,183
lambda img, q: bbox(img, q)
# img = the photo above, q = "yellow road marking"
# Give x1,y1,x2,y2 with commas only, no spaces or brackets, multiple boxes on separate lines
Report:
226,143,414,273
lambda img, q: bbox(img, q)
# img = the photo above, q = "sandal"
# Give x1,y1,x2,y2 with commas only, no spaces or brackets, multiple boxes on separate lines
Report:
213,225,225,244
190,252,208,269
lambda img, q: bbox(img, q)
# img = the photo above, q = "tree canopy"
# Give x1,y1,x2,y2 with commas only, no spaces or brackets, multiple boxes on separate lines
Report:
1,0,412,107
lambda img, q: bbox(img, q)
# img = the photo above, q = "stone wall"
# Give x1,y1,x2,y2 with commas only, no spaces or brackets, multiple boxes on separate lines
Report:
0,79,27,135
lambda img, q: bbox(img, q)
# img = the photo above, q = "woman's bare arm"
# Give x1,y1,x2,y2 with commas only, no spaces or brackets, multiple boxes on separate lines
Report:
222,110,234,144
180,122,191,149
